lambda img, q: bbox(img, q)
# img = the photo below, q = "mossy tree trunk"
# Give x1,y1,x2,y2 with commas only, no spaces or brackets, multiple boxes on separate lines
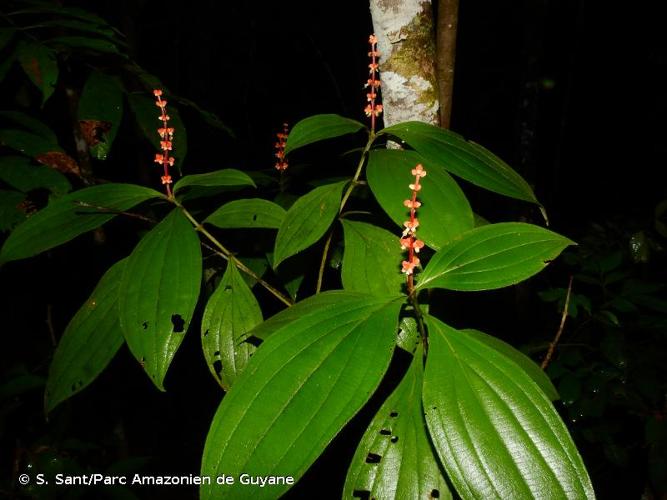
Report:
369,0,440,127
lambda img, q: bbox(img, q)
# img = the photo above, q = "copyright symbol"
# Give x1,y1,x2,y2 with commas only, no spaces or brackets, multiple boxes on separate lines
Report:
19,474,30,485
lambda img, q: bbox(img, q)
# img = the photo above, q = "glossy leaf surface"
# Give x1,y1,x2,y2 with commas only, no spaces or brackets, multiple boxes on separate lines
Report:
418,222,574,291
119,209,202,390
367,149,474,249
201,261,262,390
381,122,538,204
344,344,451,500
423,316,595,499
201,292,402,499
284,114,366,155
0,184,162,264
205,198,285,229
341,219,405,296
273,181,346,268
45,259,126,413
173,169,255,194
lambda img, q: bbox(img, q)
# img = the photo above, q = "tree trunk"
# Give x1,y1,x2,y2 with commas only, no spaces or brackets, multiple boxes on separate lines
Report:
369,0,439,127
435,0,459,128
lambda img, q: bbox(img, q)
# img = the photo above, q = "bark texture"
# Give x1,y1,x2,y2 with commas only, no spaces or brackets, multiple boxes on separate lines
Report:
369,0,439,127
435,0,458,128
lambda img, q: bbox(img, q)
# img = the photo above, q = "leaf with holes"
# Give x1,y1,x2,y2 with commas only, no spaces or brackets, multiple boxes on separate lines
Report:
462,328,559,401
367,149,474,250
118,209,202,390
200,292,403,500
284,114,366,155
422,316,594,499
201,261,262,390
344,343,451,500
381,121,539,205
341,219,405,296
0,184,163,264
205,198,285,229
417,223,574,291
78,71,123,160
173,169,255,195
128,93,187,171
16,41,58,105
45,259,126,413
273,181,346,268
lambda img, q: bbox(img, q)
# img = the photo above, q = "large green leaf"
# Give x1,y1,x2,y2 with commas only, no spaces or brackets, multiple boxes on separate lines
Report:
0,189,27,231
204,198,285,229
0,110,58,144
201,261,262,390
462,328,559,401
344,343,451,500
173,169,255,194
417,222,574,291
381,122,538,205
119,209,202,390
273,181,346,268
78,71,124,160
0,128,61,157
128,93,187,171
422,316,594,499
0,156,71,196
200,292,403,500
16,40,58,105
284,114,366,155
45,259,126,413
367,149,474,249
0,184,163,264
341,219,405,296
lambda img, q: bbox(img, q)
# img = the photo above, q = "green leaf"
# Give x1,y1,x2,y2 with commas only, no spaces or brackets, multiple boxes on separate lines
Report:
0,128,61,157
273,181,346,268
10,6,110,26
396,317,419,353
16,40,58,105
367,149,474,249
201,292,403,500
201,261,262,390
284,114,366,155
381,121,539,205
45,259,126,413
461,328,559,401
0,110,58,143
0,189,27,231
418,222,574,291
26,19,119,42
0,184,163,264
128,93,187,171
78,71,124,160
173,169,255,194
45,36,122,55
119,209,202,390
204,198,285,229
0,156,71,195
423,316,595,499
344,343,451,500
341,219,405,296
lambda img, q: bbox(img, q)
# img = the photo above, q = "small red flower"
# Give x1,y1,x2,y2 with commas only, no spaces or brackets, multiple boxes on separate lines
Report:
364,34,382,132
153,89,175,197
274,122,289,172
400,164,427,293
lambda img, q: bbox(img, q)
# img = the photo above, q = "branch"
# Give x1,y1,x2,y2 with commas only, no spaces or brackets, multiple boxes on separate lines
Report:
435,0,459,128
541,275,574,370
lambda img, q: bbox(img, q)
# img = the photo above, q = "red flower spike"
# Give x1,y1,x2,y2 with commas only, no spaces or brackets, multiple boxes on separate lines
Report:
400,164,428,293
153,89,175,197
364,34,382,132
274,123,289,172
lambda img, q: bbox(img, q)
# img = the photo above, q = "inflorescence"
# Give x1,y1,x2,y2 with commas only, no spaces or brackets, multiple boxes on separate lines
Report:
364,34,383,132
274,122,289,172
153,89,175,197
401,164,427,293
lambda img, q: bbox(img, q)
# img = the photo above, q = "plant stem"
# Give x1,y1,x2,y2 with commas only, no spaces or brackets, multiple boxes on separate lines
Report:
541,275,573,369
409,291,429,357
315,131,375,293
177,204,294,307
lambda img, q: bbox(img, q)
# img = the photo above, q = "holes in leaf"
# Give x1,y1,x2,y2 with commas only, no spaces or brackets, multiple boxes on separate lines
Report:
430,489,440,498
224,285,232,292
389,411,398,418
70,381,83,393
390,436,398,443
365,453,382,464
213,350,221,358
203,329,209,337
252,214,258,222
213,360,223,377
379,429,391,436
142,321,149,330
171,314,185,333
352,490,370,499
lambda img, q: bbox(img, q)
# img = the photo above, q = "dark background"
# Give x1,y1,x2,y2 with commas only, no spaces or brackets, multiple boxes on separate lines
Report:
2,1,666,499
